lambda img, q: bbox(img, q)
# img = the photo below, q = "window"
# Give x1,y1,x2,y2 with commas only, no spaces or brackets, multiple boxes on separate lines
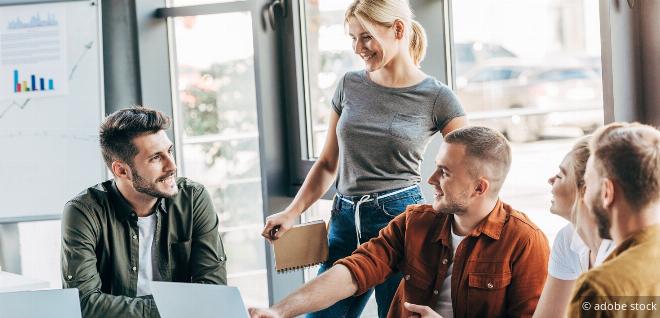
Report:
469,67,522,83
169,12,268,306
455,42,477,64
298,0,379,316
168,0,242,6
452,0,604,242
535,69,593,81
455,41,517,76
300,0,362,158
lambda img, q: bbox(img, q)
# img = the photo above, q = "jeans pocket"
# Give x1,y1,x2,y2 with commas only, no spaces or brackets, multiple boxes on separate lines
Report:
378,194,422,218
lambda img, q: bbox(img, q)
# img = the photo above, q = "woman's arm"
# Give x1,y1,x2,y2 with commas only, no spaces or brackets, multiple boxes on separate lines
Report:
441,116,468,136
261,111,341,240
533,276,576,318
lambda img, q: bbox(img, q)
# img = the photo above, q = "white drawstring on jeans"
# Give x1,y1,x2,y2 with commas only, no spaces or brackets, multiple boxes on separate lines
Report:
338,185,418,249
353,195,373,248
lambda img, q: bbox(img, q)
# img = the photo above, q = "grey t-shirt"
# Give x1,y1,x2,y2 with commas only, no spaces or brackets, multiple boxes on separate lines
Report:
333,70,465,195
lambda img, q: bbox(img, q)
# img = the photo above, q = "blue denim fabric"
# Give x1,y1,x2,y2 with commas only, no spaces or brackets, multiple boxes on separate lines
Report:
307,185,424,318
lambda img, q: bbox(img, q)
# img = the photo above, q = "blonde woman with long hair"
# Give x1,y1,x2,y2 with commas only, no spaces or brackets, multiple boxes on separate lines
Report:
533,136,615,317
259,0,466,317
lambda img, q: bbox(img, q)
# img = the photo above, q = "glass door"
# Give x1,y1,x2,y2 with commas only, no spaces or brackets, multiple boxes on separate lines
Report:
167,0,274,307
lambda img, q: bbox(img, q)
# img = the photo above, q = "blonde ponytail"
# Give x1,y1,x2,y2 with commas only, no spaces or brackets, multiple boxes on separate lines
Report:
409,20,427,66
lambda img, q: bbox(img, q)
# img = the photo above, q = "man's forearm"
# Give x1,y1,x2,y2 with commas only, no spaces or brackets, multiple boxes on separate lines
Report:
272,264,358,318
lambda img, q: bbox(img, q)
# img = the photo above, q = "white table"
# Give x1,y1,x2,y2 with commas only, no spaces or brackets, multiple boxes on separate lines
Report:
0,271,50,293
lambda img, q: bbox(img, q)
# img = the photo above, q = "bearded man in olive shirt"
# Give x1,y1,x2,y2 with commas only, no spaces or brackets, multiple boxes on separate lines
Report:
61,107,227,318
569,123,660,317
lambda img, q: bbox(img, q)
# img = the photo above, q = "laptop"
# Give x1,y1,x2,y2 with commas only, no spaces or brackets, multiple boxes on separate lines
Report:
151,282,249,318
0,288,81,318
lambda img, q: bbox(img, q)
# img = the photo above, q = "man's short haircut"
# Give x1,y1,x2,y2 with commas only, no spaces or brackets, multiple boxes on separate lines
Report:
590,122,660,210
444,126,512,195
99,106,171,169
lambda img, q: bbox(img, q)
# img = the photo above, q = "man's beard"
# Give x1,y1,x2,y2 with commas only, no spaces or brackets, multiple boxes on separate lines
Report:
131,168,177,199
441,201,469,215
437,193,469,215
589,191,612,240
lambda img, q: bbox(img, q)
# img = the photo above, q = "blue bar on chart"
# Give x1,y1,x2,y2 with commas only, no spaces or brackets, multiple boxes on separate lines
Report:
40,78,45,90
31,75,36,91
13,70,19,92
48,79,53,90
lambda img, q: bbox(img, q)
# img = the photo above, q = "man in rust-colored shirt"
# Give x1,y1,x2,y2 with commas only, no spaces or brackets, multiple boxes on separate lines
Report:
250,126,549,318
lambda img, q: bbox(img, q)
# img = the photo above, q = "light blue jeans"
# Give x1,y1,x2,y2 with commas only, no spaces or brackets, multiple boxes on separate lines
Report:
307,185,424,318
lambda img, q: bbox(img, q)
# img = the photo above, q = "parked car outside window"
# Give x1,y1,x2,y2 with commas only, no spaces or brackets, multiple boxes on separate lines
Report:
456,58,603,142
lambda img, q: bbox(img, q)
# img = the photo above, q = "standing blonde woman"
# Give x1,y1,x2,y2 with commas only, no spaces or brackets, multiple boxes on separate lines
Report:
533,136,615,318
260,0,466,317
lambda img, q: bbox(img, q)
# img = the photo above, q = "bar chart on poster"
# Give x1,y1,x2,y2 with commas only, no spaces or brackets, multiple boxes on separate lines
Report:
0,0,105,222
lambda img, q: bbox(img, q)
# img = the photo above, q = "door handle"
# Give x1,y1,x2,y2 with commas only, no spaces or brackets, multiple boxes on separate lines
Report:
267,0,287,30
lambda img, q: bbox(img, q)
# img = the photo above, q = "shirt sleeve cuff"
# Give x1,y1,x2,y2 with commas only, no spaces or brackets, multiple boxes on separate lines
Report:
334,256,372,296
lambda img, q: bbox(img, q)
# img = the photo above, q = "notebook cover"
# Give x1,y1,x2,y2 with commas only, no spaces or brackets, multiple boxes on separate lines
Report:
273,220,329,272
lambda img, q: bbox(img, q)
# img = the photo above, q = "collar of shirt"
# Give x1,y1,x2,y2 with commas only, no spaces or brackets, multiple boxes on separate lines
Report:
604,223,660,262
109,180,168,221
434,199,506,246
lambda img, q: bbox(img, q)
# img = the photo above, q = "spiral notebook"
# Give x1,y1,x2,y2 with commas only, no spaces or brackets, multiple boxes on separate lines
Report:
274,220,329,272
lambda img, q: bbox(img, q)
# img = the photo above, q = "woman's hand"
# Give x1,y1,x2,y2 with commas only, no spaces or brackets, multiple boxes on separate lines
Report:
404,302,443,318
261,210,298,242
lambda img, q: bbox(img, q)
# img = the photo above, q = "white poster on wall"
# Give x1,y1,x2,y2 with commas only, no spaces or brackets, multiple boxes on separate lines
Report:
0,3,68,100
0,0,104,222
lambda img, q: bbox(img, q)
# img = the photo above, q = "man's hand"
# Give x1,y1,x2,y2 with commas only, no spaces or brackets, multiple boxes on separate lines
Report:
248,307,282,318
404,302,444,318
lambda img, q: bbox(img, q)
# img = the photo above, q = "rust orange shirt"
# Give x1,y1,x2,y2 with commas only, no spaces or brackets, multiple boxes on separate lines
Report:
335,200,549,318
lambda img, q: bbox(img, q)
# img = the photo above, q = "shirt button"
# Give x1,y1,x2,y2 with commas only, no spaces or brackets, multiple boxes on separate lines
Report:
487,282,494,289
404,274,411,281
132,266,137,272
442,258,448,265
132,235,137,240
433,290,439,295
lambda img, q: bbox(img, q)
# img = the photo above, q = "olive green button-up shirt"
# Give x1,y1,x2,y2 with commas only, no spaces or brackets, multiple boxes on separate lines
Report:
61,177,227,318
569,224,660,318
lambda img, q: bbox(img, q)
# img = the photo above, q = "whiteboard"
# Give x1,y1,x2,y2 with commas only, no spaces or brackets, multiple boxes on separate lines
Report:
0,0,105,222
